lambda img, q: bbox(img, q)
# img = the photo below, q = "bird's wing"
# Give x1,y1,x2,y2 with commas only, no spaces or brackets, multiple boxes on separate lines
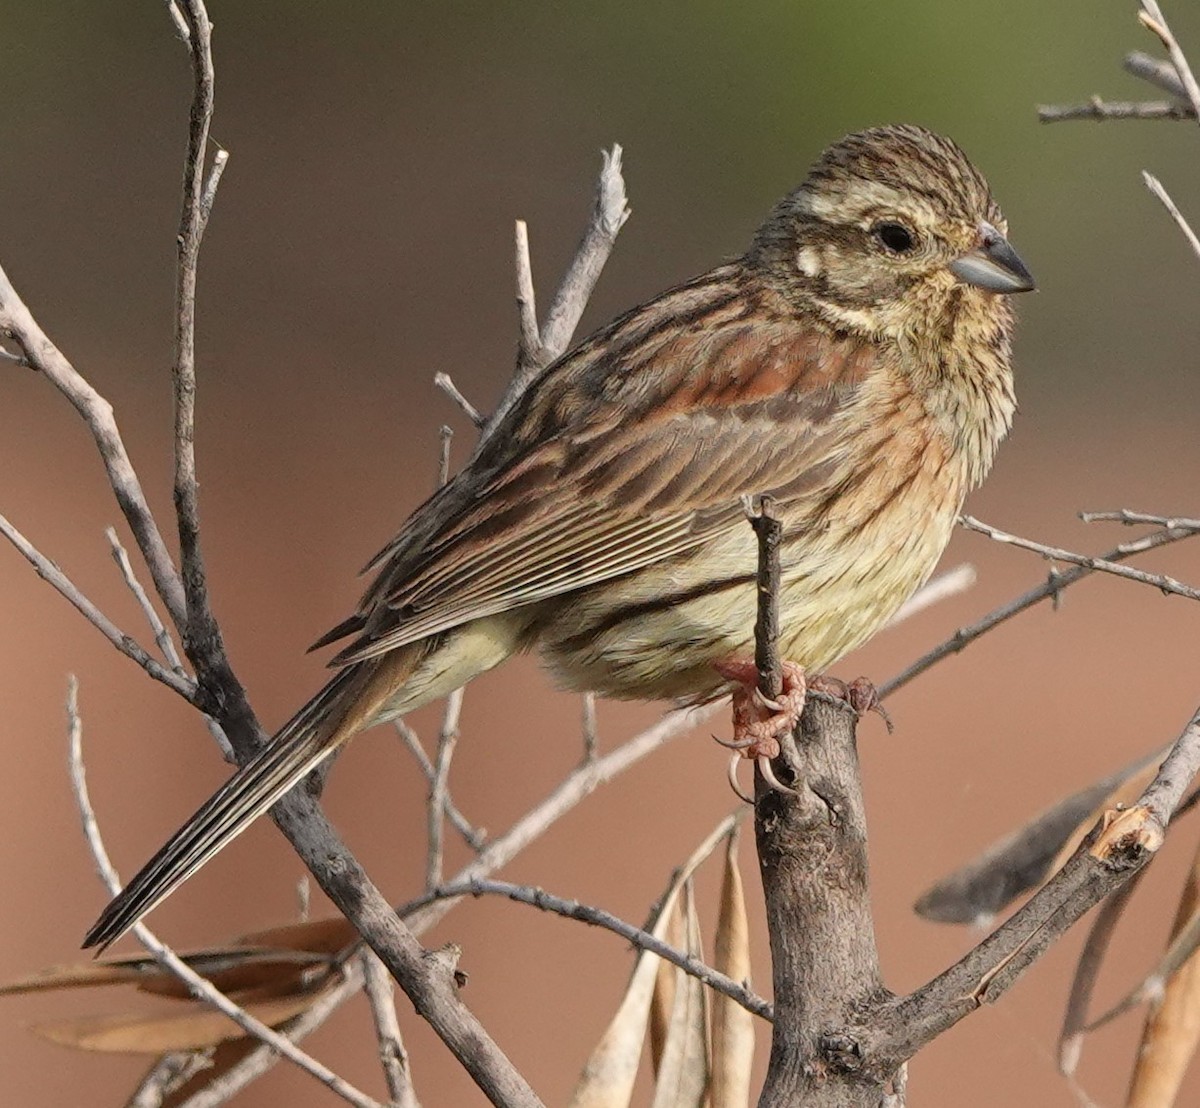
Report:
320,268,875,665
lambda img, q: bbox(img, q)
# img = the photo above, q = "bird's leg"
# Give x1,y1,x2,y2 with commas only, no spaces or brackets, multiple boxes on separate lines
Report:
808,674,893,733
713,658,807,799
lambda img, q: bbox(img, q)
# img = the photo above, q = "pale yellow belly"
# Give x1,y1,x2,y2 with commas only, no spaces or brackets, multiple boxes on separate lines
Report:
538,471,962,701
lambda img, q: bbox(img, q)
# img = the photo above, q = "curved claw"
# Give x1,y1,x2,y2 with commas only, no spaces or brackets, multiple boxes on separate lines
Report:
757,755,797,796
727,752,755,805
713,732,755,751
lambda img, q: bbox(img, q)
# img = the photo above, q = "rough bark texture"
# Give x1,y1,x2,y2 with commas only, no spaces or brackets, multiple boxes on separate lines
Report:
756,695,892,1107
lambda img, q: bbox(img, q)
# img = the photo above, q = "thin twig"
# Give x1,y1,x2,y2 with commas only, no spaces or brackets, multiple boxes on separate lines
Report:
395,719,486,851
106,527,187,674
1144,171,1200,261
433,372,485,428
67,677,384,1108
127,1052,214,1108
361,949,421,1108
514,219,541,367
0,265,187,628
171,0,229,683
960,515,1200,602
477,146,629,448
423,877,772,1021
426,688,465,890
1140,1,1200,121
581,691,599,762
0,514,197,701
437,425,454,487
107,525,238,762
881,522,1199,698
1038,98,1192,123
538,145,630,360
1081,509,1200,529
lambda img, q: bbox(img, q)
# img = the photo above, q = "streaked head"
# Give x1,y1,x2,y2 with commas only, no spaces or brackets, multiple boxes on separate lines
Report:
751,124,1034,340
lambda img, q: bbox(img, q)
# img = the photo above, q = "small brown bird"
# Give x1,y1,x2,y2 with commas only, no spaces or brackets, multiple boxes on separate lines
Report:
85,124,1034,950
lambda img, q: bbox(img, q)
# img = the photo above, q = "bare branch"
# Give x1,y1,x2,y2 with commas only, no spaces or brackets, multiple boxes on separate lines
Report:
1081,508,1200,528
426,688,465,890
106,527,187,674
395,720,486,850
433,372,485,428
127,1052,214,1108
1140,1,1200,121
0,514,197,701
881,521,1199,698
0,265,187,628
1038,97,1192,123
420,876,772,1021
538,145,630,361
478,146,629,445
171,0,234,691
960,515,1200,602
581,691,599,762
514,219,540,366
437,424,454,487
858,704,1200,1079
67,677,384,1108
1144,171,1200,261
361,950,421,1108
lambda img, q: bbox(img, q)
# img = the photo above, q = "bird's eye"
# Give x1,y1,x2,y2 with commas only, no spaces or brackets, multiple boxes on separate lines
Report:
872,221,916,253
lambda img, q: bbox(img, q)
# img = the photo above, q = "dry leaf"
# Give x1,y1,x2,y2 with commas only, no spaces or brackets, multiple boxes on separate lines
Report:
916,748,1165,924
710,828,753,1108
567,814,737,1108
1127,836,1200,1107
30,980,335,1054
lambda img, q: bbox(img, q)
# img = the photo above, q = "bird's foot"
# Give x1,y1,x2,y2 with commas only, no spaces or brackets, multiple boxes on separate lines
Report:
808,674,893,733
713,658,807,802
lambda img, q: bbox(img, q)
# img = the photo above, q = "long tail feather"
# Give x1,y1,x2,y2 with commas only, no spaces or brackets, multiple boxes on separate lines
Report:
83,667,369,952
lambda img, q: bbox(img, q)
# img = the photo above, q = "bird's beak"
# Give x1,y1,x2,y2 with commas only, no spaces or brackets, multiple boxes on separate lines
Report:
949,222,1036,294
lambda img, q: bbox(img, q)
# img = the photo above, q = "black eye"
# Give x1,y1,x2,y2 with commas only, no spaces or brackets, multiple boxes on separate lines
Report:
873,221,915,253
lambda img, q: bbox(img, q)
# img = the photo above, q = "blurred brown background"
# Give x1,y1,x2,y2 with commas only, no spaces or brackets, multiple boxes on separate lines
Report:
3,1,1200,1104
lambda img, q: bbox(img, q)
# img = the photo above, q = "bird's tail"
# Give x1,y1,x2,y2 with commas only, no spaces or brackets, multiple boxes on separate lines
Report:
82,657,407,953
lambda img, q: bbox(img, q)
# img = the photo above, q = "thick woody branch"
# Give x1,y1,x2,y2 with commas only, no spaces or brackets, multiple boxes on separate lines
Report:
754,698,887,1107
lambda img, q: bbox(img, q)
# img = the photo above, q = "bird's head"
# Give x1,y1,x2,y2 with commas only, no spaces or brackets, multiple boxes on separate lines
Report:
751,124,1034,345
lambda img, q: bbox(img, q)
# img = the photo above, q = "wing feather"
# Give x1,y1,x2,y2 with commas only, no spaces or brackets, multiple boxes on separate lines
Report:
321,267,874,665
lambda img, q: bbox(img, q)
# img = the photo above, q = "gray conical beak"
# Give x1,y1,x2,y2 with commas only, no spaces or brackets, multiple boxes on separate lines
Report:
949,222,1036,294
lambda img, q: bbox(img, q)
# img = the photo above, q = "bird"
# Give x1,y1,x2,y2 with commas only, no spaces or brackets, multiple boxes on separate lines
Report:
84,123,1035,951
